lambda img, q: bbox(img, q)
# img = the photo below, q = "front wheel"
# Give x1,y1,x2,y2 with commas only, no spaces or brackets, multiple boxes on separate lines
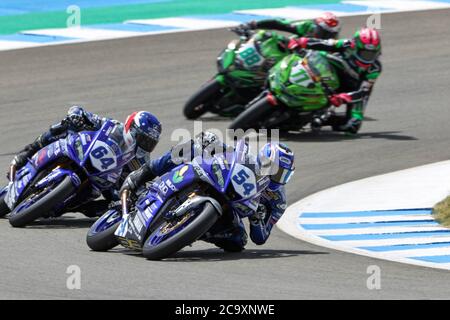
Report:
228,95,274,131
8,176,75,227
143,202,219,260
183,79,222,119
86,209,121,251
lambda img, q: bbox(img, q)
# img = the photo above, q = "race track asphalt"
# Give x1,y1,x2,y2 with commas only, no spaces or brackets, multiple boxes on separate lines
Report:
0,9,449,299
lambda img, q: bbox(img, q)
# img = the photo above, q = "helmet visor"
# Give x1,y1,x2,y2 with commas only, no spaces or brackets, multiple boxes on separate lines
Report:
136,134,158,153
316,27,338,39
356,49,379,63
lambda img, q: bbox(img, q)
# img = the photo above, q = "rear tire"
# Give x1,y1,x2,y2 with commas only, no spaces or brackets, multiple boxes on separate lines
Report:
143,202,219,260
86,209,121,251
0,193,10,218
183,80,222,119
228,96,274,131
9,176,75,228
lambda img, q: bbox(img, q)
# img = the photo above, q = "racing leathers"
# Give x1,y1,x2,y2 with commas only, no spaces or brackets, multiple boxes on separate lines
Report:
290,37,382,133
249,19,319,38
11,106,148,216
121,134,287,251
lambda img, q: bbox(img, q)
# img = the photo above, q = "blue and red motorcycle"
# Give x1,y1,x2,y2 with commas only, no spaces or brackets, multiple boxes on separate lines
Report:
87,139,271,260
0,120,135,227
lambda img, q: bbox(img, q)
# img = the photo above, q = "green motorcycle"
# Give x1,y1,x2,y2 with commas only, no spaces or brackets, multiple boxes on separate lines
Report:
183,28,290,119
228,50,340,131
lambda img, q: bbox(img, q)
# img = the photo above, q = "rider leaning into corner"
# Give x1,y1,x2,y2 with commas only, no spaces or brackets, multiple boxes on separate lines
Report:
120,131,295,252
240,11,342,40
10,106,162,217
289,27,383,134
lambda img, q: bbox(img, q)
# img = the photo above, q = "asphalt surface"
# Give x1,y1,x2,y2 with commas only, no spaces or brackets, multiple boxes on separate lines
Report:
1,9,450,299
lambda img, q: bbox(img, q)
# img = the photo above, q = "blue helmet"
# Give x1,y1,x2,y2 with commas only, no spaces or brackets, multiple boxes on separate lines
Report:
257,143,295,185
123,111,161,152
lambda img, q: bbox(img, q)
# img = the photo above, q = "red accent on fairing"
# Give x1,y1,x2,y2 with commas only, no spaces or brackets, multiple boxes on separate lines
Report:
267,93,278,106
124,111,138,133
350,40,356,49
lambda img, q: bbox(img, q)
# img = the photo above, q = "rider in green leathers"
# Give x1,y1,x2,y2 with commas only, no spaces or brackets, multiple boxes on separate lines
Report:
288,27,382,134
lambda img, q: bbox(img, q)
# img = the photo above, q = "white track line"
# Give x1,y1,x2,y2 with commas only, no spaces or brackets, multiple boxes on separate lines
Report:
278,160,450,270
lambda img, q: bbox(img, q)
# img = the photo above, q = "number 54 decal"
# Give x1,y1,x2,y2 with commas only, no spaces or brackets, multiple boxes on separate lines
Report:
231,164,257,198
89,140,117,171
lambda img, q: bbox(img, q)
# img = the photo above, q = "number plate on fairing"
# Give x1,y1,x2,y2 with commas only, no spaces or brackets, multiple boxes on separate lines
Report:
236,41,264,69
231,164,257,198
89,140,117,172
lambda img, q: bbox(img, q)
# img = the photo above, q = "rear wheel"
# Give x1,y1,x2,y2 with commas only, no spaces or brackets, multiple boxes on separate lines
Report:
228,95,275,131
8,176,75,227
142,202,219,260
183,79,222,119
86,209,121,251
0,193,10,218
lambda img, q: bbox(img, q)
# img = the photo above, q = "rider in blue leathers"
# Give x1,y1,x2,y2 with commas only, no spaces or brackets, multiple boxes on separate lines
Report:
120,132,295,252
11,106,162,216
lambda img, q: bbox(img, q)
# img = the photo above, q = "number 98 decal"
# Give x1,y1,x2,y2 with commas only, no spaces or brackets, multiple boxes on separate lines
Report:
89,140,117,171
231,164,257,198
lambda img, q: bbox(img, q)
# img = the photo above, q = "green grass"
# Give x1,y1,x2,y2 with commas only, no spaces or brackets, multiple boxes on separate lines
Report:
433,196,450,227
0,0,341,35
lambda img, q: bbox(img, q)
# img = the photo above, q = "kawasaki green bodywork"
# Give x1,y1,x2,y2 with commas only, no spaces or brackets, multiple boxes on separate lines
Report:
268,51,340,111
216,30,289,88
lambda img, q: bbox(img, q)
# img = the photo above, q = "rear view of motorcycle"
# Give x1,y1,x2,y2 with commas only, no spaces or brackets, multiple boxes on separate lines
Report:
183,28,290,119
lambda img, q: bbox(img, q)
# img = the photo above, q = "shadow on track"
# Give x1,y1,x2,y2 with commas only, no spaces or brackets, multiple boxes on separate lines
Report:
280,131,417,143
19,216,96,229
110,247,328,262
166,248,329,262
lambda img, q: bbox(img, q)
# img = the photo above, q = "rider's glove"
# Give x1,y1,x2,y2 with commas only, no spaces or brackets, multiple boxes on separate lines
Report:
287,37,308,50
329,93,352,107
119,174,139,198
339,118,362,134
65,106,92,129
119,165,155,198
249,204,267,226
230,21,255,37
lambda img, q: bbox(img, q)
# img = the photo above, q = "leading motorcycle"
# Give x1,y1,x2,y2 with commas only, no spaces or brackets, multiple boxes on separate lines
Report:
86,139,271,260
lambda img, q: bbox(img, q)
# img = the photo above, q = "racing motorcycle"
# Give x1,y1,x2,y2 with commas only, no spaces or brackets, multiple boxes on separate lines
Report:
0,120,135,227
228,50,340,131
86,139,271,260
183,27,290,119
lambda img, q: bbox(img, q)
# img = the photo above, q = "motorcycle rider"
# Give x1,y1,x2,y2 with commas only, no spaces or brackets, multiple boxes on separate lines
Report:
237,12,341,40
288,27,382,134
120,132,295,252
10,106,162,216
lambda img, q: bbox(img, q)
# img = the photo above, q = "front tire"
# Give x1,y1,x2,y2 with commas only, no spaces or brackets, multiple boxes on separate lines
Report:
228,96,274,131
9,176,75,227
143,202,219,260
183,79,222,119
86,209,121,251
